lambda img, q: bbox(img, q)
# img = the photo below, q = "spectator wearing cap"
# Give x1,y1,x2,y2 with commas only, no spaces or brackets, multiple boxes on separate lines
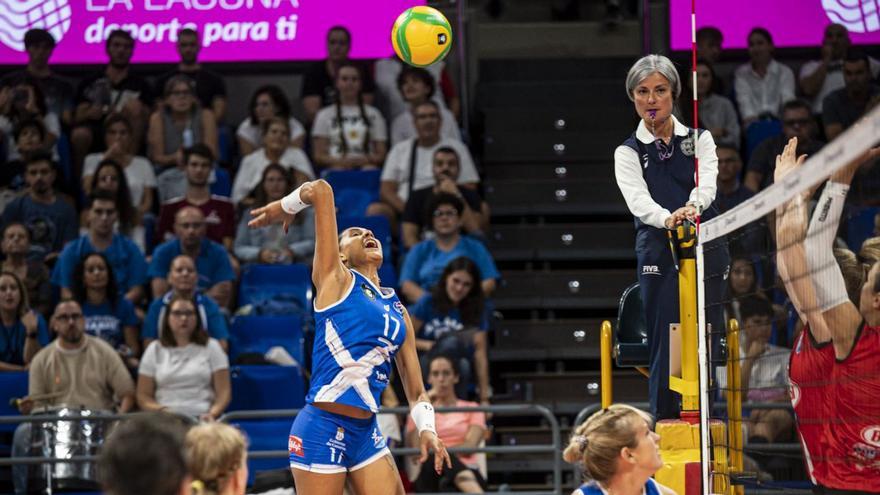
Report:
823,49,880,141
0,28,74,126
0,152,78,262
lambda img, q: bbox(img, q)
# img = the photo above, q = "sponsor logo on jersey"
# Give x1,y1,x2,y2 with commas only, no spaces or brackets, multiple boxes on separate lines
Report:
642,265,661,275
372,427,386,449
361,283,376,300
289,435,304,456
393,301,405,315
335,427,345,442
861,426,880,448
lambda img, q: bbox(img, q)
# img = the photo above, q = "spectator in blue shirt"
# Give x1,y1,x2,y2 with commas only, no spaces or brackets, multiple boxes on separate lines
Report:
70,252,140,368
409,257,491,403
52,189,148,303
149,207,235,309
0,152,77,263
143,254,228,352
400,193,499,303
0,272,48,370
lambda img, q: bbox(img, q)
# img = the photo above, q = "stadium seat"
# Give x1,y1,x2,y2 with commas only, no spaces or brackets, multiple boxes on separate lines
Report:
0,371,27,434
615,282,649,367
230,315,305,365
227,365,306,412
847,206,879,252
227,363,304,482
378,262,398,289
323,170,381,215
744,119,782,162
238,264,312,315
210,166,232,198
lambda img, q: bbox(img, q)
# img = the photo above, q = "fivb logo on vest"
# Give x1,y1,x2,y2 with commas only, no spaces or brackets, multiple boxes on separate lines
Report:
823,0,880,33
642,265,661,276
0,0,72,52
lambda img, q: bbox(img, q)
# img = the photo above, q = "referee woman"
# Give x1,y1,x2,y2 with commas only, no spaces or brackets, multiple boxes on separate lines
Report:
614,54,729,420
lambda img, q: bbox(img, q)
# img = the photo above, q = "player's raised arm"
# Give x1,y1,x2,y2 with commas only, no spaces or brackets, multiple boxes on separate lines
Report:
249,179,347,289
774,137,831,341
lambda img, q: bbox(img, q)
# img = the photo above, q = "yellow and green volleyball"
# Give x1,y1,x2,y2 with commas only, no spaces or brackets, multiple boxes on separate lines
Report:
391,6,453,68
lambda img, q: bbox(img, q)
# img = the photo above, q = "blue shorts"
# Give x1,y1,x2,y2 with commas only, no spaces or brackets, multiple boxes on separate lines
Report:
288,404,390,474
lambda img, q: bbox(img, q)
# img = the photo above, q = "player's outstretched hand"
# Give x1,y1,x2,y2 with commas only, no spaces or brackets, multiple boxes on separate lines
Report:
249,201,296,233
419,431,452,474
774,137,806,183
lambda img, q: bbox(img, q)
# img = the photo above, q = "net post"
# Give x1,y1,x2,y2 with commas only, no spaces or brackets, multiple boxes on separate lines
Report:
696,241,712,495
725,318,745,495
668,222,700,413
600,320,614,409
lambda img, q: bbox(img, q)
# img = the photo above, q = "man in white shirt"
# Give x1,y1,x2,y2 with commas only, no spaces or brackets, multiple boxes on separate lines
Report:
380,101,478,222
733,29,795,126
799,24,880,114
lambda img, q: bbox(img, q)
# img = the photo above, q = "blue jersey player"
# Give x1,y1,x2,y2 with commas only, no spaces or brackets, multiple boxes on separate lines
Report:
563,404,676,495
249,179,451,494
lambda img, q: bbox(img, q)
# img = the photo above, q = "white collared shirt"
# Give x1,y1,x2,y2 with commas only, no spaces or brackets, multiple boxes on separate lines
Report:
733,59,796,121
613,115,718,229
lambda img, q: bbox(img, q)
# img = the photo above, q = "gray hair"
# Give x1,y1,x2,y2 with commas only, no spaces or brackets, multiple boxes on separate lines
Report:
625,54,681,102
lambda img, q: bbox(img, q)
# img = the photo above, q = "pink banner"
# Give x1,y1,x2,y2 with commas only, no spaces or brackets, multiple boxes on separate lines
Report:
670,0,880,50
0,0,425,64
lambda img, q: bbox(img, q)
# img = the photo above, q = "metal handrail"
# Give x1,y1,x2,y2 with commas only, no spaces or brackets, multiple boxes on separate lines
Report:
220,403,563,495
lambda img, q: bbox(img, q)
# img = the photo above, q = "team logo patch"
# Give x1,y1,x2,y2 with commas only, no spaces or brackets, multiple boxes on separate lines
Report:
335,427,345,442
372,427,386,449
681,135,695,156
288,435,304,457
393,301,405,315
860,426,880,448
361,284,376,300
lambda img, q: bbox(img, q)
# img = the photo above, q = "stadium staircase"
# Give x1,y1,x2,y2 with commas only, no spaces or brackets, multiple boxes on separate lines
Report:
477,57,648,491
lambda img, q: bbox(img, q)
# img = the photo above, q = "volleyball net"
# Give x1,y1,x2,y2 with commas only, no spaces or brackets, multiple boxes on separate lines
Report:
693,105,880,494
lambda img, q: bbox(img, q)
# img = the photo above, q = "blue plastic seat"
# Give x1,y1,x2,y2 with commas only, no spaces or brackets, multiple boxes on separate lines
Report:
0,371,27,434
230,315,305,365
228,364,306,412
615,282,649,367
238,264,312,313
227,363,305,479
323,170,381,215
210,166,232,198
379,262,398,289
847,206,879,252
744,119,782,162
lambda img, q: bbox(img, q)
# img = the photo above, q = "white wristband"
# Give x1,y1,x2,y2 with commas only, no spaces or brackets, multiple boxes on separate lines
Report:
410,401,436,435
280,185,309,215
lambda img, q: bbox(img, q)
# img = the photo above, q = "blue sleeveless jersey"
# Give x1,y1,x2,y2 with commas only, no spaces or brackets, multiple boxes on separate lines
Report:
574,478,662,495
306,269,407,413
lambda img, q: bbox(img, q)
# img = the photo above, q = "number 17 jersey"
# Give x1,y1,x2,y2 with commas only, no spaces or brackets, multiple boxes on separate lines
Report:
306,269,408,413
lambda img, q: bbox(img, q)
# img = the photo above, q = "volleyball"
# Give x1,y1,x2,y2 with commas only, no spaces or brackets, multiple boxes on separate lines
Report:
391,6,453,67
